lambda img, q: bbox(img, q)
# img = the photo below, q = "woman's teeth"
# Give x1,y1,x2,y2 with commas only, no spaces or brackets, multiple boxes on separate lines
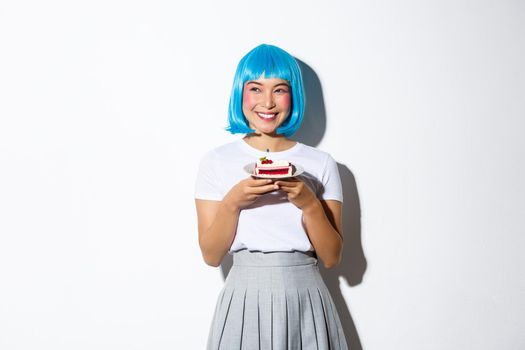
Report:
257,112,277,120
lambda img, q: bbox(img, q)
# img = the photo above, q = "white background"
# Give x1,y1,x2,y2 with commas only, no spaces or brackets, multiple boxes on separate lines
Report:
1,0,524,349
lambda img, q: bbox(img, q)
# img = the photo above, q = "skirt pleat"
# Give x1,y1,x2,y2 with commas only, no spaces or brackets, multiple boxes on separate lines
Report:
258,289,272,349
273,290,288,349
220,288,247,348
324,289,345,349
285,289,301,349
241,288,259,348
209,288,234,349
299,288,318,349
207,250,348,350
307,287,330,348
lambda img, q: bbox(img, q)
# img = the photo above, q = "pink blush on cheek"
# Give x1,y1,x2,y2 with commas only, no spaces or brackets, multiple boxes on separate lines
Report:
281,93,291,108
242,90,255,109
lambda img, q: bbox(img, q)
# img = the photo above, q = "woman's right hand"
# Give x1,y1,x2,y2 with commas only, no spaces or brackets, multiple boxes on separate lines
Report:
223,177,278,211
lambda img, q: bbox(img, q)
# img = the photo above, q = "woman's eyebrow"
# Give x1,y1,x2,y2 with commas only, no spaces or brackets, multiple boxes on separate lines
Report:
245,81,290,87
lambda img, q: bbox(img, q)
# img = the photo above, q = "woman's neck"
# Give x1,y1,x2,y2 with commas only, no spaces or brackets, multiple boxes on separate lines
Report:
243,133,297,153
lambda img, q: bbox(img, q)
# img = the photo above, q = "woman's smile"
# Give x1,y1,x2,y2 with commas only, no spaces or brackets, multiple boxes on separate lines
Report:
256,112,278,120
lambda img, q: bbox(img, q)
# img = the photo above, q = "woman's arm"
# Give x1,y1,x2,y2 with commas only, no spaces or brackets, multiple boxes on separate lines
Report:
302,199,343,268
274,179,343,268
195,199,240,267
196,177,278,267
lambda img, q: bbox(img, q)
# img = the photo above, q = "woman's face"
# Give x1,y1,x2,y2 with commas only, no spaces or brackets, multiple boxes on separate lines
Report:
242,76,291,136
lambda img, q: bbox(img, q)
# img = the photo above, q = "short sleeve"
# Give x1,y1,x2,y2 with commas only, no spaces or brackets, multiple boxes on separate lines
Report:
194,150,224,201
320,154,343,202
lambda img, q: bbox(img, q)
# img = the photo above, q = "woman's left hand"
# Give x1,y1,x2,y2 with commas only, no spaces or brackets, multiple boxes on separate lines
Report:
274,178,319,211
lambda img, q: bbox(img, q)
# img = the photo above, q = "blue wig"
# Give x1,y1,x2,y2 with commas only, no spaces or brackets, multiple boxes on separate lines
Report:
226,44,305,137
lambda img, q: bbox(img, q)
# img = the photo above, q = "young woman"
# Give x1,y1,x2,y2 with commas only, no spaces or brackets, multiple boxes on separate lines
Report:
195,44,348,350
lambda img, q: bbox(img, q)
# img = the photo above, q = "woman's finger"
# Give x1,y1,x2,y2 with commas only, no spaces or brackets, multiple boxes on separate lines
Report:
249,183,279,194
274,184,296,193
274,181,298,188
248,178,275,186
275,178,300,184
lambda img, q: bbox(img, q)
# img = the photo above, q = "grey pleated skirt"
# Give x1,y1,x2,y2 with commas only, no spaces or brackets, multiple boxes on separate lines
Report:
206,250,348,350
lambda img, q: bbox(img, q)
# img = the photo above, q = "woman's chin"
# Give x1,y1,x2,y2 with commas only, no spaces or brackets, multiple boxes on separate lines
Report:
257,130,279,137
250,126,279,136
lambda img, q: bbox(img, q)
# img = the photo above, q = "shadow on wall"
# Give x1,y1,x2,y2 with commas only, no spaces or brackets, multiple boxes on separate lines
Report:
220,60,367,349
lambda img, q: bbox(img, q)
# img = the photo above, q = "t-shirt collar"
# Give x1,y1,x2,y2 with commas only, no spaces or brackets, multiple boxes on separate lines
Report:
236,138,302,157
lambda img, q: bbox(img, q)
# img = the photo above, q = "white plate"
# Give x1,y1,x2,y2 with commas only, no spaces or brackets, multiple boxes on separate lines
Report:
243,163,304,179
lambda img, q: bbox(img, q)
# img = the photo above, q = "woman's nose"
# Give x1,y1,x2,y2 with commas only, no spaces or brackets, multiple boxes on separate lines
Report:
263,92,276,108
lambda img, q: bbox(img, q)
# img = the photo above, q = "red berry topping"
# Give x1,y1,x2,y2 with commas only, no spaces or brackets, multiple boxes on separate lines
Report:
259,156,274,165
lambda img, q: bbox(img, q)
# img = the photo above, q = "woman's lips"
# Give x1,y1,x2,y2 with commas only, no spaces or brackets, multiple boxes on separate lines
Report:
257,112,277,120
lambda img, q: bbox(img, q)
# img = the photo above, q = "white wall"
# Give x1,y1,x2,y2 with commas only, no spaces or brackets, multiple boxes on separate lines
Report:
1,0,524,349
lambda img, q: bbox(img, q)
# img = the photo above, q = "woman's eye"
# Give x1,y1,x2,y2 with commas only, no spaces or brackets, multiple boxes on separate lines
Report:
250,87,261,92
275,88,289,94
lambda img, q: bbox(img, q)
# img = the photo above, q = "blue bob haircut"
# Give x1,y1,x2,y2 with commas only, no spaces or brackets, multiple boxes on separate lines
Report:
226,44,305,137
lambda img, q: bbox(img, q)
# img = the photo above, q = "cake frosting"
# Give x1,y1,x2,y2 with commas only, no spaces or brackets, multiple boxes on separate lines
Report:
254,157,294,177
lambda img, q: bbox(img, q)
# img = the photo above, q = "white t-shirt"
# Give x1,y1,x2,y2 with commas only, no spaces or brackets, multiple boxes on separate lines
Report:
194,138,343,253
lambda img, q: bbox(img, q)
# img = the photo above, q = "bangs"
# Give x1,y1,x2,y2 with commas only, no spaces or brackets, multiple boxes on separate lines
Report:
241,47,294,83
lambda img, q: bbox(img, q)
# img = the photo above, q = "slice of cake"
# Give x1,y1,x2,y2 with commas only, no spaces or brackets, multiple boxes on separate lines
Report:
254,156,294,177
